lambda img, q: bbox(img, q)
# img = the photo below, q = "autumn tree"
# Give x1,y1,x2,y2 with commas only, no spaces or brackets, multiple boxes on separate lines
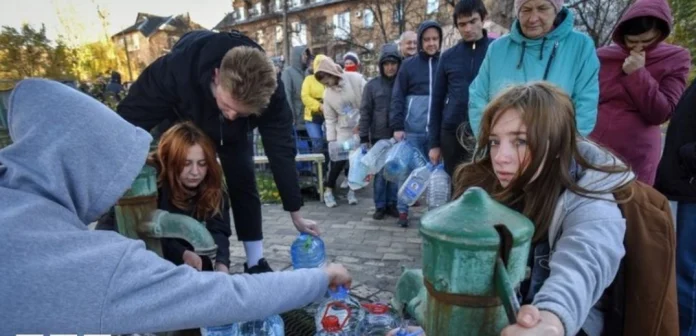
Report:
0,24,77,81
54,0,134,81
669,0,696,79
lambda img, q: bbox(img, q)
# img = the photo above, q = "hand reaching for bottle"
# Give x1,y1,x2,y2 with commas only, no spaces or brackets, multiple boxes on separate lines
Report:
324,263,352,291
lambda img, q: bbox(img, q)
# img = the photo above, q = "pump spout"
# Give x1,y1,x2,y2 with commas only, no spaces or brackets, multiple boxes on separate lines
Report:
141,210,218,264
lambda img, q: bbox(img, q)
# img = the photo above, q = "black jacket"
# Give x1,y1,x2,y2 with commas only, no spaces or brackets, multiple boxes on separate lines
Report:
158,185,231,268
428,32,493,149
360,43,401,144
654,79,696,202
117,30,303,232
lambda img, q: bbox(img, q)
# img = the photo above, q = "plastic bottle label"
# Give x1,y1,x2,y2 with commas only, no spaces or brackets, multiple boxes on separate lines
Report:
404,181,424,199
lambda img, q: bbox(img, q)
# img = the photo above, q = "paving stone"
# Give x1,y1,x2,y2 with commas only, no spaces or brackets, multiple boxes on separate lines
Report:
233,185,425,297
350,284,380,299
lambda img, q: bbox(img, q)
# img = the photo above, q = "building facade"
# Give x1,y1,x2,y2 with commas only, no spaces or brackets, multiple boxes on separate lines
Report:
112,13,204,69
214,0,455,75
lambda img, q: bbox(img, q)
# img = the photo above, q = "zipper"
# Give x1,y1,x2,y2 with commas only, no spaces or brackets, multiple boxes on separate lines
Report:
470,41,477,73
543,42,559,81
426,57,433,132
405,97,413,128
219,114,224,146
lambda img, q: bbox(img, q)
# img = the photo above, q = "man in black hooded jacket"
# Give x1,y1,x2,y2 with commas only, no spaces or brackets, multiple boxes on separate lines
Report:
117,30,318,274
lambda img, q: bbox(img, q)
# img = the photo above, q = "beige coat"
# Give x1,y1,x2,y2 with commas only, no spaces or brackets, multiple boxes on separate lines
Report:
315,58,366,142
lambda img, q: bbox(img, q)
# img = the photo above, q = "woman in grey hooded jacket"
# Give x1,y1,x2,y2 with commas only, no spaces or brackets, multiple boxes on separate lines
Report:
453,82,633,336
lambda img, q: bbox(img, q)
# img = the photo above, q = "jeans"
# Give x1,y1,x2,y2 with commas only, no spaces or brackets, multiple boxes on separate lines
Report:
397,133,429,214
373,172,397,209
676,202,696,335
305,122,324,152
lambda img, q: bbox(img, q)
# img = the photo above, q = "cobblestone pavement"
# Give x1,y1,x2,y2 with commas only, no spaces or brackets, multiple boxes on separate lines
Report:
227,181,425,303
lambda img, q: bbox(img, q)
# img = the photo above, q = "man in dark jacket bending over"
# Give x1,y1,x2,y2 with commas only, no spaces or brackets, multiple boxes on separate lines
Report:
118,30,318,274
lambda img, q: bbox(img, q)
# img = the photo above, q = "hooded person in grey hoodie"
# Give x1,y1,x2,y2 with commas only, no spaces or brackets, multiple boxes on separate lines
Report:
281,45,311,129
0,78,350,335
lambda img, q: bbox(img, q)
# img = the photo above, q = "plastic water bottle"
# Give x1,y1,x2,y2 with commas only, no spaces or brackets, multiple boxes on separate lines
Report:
427,163,451,210
398,163,433,206
356,303,400,336
315,286,365,335
290,233,326,269
382,141,416,183
361,138,397,174
409,148,428,171
347,146,370,190
328,135,360,162
200,315,284,336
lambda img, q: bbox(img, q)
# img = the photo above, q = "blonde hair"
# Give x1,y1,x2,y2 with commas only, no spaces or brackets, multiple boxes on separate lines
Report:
219,46,277,115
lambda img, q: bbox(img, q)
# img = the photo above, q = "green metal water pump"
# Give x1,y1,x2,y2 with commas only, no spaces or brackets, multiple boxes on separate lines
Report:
393,187,535,335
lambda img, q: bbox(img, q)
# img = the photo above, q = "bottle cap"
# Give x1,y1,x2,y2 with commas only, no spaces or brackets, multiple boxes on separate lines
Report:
321,316,341,332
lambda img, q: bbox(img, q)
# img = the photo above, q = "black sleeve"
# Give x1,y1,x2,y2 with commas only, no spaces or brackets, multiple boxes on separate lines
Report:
359,81,374,144
205,196,232,268
429,56,447,149
257,75,303,212
117,56,179,132
161,238,192,266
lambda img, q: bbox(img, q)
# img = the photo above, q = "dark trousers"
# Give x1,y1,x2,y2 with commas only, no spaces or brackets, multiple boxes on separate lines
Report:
327,160,349,189
441,129,471,177
218,141,263,242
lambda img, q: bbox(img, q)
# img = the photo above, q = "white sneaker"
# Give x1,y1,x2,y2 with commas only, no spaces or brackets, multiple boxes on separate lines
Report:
324,190,337,208
340,179,349,189
347,190,358,205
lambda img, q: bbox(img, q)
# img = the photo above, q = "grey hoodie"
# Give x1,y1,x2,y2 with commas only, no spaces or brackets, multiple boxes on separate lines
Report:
0,79,328,334
281,45,308,127
533,141,633,336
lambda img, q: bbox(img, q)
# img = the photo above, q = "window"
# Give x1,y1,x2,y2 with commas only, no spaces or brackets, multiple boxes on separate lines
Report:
291,22,307,46
257,29,265,44
427,0,439,15
236,6,246,21
254,2,263,16
333,11,351,39
275,25,284,42
274,0,283,12
393,2,404,23
363,9,374,28
291,0,303,8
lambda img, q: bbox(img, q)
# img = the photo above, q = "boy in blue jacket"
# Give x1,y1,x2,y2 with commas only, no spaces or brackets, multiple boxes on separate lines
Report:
389,20,442,227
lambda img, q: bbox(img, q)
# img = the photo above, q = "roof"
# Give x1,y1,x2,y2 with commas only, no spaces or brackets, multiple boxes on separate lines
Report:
213,13,237,31
113,12,203,38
